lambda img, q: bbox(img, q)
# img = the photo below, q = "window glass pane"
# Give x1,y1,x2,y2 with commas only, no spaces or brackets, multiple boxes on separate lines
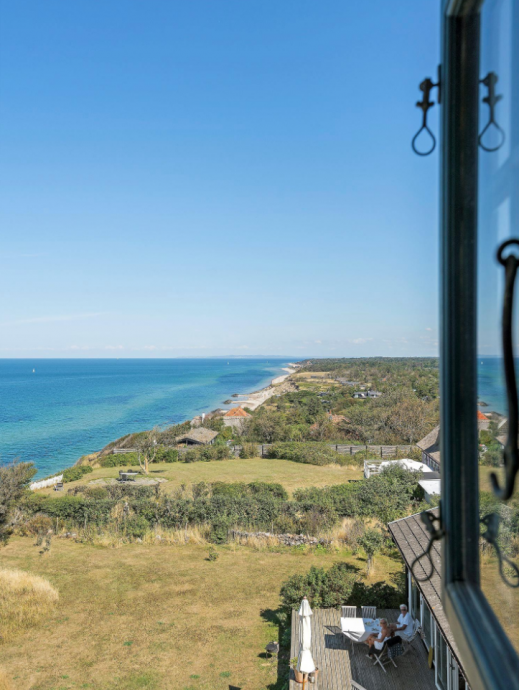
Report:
436,631,448,690
478,0,519,653
422,602,433,648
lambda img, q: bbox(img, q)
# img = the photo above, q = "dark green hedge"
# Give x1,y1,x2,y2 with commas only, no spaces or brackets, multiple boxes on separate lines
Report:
266,442,362,467
280,562,404,612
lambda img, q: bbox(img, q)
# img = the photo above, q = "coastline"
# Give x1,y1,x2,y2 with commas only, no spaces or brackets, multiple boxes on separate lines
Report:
0,359,295,478
226,366,298,410
70,362,298,469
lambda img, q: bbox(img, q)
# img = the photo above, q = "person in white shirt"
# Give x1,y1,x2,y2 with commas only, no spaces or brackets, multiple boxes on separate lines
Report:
395,604,413,638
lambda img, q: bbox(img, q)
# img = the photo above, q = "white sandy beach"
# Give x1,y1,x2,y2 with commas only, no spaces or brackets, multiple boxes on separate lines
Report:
230,366,297,410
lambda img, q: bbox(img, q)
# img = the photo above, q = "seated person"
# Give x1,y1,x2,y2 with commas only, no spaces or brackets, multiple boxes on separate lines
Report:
395,604,413,638
365,618,391,658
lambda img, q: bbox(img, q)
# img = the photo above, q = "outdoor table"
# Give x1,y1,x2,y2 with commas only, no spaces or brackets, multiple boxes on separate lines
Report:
340,617,381,643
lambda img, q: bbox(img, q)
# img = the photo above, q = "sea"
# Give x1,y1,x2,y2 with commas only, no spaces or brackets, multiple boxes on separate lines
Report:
0,358,291,478
0,357,509,479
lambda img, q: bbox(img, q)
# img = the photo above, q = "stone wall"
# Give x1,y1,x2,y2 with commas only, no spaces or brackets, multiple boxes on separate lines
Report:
230,529,330,547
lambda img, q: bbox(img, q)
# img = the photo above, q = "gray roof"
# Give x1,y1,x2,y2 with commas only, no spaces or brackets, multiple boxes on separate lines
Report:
176,428,218,444
388,510,465,679
416,425,440,465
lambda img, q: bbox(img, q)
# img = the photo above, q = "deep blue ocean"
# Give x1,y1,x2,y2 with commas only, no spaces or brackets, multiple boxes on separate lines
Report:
0,358,290,478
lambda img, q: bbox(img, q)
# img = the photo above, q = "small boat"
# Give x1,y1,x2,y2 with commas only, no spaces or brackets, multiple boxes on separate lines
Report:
32,369,35,373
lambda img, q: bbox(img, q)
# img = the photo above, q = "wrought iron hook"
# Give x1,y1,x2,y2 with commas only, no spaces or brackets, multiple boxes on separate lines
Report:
479,72,505,152
411,77,439,156
410,509,444,582
493,239,519,501
481,513,519,588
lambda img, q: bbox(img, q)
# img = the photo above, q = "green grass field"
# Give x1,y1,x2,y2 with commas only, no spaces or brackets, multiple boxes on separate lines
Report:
39,457,363,498
0,537,401,690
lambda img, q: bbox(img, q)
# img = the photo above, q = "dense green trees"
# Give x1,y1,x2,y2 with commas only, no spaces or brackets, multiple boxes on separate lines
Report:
240,358,439,445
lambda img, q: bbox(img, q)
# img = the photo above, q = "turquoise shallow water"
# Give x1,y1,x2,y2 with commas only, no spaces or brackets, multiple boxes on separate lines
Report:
0,358,289,478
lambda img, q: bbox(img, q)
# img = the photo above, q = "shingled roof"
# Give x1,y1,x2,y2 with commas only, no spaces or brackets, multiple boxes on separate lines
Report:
176,428,219,444
224,407,252,418
388,510,466,679
417,425,440,465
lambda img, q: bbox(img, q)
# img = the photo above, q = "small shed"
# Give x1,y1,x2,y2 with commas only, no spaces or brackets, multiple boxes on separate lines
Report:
176,428,219,445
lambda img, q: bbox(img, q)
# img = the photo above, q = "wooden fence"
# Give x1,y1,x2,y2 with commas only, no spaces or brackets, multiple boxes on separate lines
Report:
229,443,413,458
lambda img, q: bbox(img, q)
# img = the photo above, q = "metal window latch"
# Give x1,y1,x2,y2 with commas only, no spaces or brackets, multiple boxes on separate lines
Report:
493,240,519,502
479,72,505,152
411,67,441,157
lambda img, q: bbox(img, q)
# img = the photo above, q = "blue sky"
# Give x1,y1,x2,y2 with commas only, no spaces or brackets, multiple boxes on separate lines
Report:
0,1,440,358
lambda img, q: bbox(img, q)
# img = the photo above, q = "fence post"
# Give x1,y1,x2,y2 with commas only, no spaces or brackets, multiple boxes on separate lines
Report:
380,447,383,458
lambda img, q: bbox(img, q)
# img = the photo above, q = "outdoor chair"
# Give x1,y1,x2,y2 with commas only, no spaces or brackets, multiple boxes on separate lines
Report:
372,640,398,673
54,482,64,491
341,606,357,618
361,606,376,619
401,619,422,656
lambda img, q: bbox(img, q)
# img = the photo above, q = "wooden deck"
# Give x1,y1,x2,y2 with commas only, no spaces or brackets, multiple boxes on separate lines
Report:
290,608,436,690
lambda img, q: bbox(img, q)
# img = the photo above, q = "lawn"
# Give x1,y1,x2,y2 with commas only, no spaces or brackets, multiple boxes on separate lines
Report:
39,457,363,498
0,537,401,690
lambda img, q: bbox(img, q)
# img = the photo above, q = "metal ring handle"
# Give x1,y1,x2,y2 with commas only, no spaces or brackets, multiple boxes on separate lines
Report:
411,125,436,156
479,119,506,153
492,239,519,501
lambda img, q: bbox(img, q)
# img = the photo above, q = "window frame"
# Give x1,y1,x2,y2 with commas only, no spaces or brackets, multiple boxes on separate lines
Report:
440,1,519,689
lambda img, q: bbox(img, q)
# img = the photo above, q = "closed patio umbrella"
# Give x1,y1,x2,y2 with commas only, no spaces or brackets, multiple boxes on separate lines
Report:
297,597,316,688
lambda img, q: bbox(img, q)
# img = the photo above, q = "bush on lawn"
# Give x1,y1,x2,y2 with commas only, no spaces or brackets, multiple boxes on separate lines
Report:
100,453,139,468
280,563,357,611
61,466,93,482
124,515,150,539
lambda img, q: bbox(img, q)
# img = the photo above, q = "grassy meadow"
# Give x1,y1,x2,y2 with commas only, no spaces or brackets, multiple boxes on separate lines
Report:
0,536,402,690
38,456,363,498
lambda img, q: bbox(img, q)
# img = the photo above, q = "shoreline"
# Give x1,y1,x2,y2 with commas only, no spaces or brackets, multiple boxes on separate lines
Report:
224,366,297,411
73,364,298,469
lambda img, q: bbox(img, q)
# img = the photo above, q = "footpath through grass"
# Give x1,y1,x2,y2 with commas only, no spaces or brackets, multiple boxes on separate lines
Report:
0,537,401,690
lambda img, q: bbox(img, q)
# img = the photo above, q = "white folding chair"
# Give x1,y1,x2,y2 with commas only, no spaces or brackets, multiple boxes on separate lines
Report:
341,606,357,618
401,619,422,656
361,606,376,619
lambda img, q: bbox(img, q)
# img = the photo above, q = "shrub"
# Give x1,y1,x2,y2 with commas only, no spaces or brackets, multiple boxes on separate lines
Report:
0,568,59,642
239,442,258,459
358,528,384,573
280,562,357,611
124,515,150,539
349,580,404,609
0,461,38,544
209,516,230,544
155,447,179,463
207,546,219,561
84,486,109,500
18,514,54,537
248,481,288,501
266,442,345,466
294,465,423,523
100,453,139,468
62,466,94,482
